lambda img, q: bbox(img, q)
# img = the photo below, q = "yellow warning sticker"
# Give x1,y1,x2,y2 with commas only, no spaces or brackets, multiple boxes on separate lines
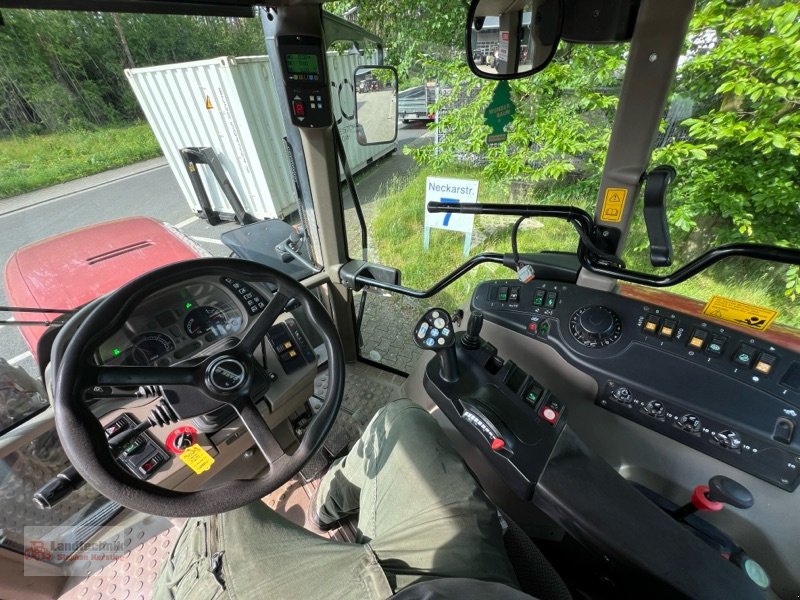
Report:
702,296,778,331
600,187,628,222
205,95,214,109
179,444,215,474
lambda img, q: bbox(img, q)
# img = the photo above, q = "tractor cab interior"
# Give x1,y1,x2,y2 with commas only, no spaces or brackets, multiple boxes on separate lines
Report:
0,0,799,598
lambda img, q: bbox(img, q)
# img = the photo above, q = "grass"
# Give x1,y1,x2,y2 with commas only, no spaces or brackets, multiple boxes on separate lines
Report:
371,167,800,329
0,122,161,199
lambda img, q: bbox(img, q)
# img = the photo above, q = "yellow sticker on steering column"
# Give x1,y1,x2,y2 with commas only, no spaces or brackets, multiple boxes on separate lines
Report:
702,295,778,331
179,444,215,474
600,187,628,222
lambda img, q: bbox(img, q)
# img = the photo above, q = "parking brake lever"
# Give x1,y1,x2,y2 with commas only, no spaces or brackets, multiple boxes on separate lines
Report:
643,165,676,267
413,308,458,382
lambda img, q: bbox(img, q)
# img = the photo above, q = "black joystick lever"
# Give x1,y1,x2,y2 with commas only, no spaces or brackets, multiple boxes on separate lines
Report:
673,475,754,520
413,308,458,382
461,310,484,350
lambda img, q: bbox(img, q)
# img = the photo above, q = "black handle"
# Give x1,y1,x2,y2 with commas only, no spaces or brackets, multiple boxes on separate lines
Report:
462,310,484,350
33,465,85,509
707,475,754,509
643,165,676,267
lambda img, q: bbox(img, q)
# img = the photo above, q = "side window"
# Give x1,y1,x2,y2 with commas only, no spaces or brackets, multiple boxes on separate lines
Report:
0,359,48,436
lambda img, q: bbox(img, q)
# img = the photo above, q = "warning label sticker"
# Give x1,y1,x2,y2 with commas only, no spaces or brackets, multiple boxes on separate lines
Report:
205,95,214,109
179,444,215,474
702,296,778,331
600,187,628,222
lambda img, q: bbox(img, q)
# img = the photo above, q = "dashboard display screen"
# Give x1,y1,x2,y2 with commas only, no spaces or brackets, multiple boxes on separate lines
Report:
96,279,246,366
286,53,319,75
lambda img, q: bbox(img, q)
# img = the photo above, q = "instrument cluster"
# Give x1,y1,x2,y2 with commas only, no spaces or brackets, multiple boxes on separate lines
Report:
97,277,253,367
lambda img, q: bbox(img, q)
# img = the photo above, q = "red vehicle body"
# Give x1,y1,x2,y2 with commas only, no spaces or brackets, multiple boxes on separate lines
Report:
4,216,204,360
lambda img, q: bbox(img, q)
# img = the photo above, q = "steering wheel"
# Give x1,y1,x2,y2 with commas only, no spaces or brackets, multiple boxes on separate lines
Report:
53,258,345,517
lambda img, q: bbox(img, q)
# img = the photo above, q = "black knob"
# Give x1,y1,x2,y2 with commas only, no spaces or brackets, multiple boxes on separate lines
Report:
33,465,85,509
569,306,622,348
461,310,484,350
707,475,754,509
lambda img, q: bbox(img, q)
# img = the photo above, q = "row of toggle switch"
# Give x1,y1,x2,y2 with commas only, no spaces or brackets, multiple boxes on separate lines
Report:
642,314,777,376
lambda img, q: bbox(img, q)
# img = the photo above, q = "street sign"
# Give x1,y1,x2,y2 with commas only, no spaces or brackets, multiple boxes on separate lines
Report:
423,176,479,256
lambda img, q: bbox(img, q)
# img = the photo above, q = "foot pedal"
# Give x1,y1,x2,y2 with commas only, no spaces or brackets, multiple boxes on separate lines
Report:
323,424,352,460
299,450,329,483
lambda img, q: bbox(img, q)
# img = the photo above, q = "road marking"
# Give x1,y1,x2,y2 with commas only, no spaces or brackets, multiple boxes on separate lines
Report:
175,216,199,229
8,350,32,365
191,236,226,246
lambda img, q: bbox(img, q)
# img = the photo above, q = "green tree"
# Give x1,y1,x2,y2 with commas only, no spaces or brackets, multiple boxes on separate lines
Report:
654,0,800,249
326,0,469,82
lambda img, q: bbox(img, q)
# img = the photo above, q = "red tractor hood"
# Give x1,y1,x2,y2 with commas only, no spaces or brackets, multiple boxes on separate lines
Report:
5,216,204,360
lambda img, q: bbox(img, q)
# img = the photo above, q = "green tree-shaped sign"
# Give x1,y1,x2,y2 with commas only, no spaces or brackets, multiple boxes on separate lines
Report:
484,80,516,144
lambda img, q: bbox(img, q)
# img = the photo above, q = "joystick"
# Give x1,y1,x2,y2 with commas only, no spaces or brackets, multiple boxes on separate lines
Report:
461,310,484,350
413,308,458,382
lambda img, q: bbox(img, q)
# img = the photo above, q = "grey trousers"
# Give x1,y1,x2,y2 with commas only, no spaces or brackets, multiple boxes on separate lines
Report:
154,399,519,599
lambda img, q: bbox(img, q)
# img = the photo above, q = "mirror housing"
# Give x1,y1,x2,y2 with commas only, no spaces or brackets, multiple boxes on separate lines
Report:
466,0,563,80
353,65,398,146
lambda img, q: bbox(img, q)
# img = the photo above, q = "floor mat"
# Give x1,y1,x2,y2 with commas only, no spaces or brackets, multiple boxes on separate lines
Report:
302,362,406,481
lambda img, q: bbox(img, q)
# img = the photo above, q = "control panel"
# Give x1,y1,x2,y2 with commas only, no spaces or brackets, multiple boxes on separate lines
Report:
221,276,267,315
267,317,316,374
418,308,567,499
277,35,332,128
104,414,169,480
471,279,800,491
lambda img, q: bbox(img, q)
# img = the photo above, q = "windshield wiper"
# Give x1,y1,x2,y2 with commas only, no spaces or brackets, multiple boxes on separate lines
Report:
0,305,74,326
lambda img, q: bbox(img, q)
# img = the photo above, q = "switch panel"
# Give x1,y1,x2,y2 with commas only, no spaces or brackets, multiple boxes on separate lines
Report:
471,279,800,491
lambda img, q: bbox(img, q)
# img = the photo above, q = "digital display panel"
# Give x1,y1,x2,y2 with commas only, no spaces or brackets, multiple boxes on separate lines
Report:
286,53,319,75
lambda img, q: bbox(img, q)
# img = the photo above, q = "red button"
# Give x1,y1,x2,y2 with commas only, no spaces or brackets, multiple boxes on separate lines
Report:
490,437,505,450
527,322,537,333
293,101,305,116
541,407,558,423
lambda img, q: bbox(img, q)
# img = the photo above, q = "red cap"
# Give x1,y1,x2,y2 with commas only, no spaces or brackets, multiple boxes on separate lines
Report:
491,437,505,451
691,484,724,512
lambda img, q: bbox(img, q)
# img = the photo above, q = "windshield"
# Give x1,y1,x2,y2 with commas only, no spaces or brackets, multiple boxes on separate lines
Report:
333,0,799,369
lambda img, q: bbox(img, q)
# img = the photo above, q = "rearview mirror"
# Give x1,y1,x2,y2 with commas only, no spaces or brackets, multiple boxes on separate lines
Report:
466,0,562,80
354,65,398,146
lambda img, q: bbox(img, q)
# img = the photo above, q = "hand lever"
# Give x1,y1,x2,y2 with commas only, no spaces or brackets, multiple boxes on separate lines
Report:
33,465,85,509
413,308,458,382
643,165,676,267
673,475,754,520
707,475,754,509
461,310,484,350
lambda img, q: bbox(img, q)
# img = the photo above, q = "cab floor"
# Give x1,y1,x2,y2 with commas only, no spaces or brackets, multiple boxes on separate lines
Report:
57,361,407,600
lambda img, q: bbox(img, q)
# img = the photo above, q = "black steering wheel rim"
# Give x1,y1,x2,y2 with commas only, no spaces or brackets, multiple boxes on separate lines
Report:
53,257,345,517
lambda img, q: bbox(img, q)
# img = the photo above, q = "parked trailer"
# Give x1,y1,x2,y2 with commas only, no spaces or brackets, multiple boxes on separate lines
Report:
398,83,436,123
126,52,395,222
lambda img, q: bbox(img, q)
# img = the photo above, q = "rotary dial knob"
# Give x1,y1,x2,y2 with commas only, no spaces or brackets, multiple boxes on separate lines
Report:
569,305,622,348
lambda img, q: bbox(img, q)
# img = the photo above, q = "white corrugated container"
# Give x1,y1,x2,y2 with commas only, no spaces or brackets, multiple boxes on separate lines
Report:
126,52,394,221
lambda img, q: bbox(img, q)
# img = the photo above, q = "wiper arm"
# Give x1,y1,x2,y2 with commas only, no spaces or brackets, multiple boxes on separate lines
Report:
0,305,74,327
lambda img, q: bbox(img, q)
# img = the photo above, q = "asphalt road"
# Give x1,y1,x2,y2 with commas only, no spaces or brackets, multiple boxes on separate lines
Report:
0,121,431,377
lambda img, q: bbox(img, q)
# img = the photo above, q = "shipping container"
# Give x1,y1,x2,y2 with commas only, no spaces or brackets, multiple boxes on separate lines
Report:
126,52,395,221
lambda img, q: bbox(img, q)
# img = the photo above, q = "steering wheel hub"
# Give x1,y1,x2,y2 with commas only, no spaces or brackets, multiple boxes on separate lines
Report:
206,356,248,392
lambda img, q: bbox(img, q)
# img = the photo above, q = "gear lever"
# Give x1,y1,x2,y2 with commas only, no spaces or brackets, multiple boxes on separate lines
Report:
413,308,458,382
461,310,484,350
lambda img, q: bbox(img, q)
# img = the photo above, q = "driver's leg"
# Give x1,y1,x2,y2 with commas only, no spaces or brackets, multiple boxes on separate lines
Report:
313,399,519,592
154,502,393,600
